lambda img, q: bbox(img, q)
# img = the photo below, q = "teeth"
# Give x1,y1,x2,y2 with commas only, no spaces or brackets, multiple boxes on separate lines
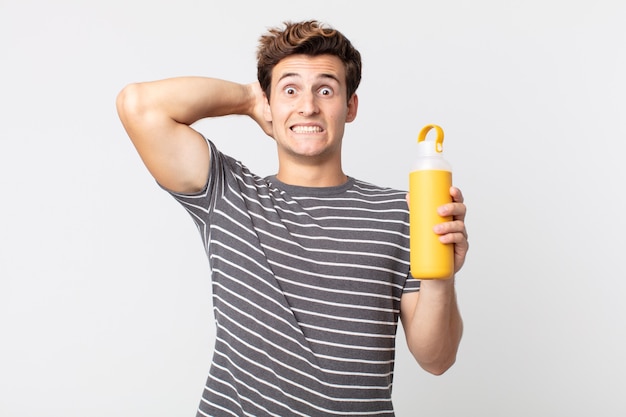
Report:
292,126,322,133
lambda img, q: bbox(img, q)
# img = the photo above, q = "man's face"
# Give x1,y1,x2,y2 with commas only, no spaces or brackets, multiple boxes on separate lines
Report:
264,54,358,164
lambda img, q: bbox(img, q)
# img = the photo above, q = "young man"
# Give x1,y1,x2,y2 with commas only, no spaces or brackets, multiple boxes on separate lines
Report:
117,20,468,417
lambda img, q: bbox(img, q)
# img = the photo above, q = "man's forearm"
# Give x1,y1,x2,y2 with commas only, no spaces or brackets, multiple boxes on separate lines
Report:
404,278,463,375
120,77,254,126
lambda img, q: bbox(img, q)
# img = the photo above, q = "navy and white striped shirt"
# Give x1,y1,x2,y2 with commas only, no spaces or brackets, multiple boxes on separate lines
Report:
167,139,420,416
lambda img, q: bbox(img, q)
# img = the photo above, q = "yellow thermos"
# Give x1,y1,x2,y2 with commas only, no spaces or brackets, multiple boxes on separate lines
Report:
409,124,454,279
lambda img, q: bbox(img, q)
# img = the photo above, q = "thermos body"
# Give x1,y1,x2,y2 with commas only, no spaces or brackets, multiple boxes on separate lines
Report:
409,124,454,280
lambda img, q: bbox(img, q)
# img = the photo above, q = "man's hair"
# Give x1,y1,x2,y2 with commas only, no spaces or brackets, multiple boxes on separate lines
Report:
256,20,362,103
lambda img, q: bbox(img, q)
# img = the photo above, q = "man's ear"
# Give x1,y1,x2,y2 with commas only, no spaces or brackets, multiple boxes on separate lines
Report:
263,94,272,122
346,93,358,123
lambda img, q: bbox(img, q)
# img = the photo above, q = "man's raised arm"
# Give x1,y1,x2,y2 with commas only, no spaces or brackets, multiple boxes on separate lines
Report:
116,77,266,194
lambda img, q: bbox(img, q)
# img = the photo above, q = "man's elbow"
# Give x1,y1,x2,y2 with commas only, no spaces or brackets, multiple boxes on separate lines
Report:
410,343,459,376
116,83,144,122
418,355,457,376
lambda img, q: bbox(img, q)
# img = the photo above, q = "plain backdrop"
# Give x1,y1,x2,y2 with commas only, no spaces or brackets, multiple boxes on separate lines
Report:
2,0,625,416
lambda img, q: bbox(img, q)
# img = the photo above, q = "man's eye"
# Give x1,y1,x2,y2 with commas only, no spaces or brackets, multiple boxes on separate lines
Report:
285,87,296,95
320,87,332,96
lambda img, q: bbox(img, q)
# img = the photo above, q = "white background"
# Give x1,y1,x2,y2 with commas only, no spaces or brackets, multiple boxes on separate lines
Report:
2,1,625,416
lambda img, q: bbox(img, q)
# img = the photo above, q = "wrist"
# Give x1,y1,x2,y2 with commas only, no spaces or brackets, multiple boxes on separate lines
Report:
419,276,456,292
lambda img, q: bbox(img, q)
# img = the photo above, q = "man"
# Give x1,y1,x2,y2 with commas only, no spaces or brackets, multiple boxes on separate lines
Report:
117,20,468,417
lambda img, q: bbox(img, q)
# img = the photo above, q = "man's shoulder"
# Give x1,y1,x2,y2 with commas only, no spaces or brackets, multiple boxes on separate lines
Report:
350,177,407,195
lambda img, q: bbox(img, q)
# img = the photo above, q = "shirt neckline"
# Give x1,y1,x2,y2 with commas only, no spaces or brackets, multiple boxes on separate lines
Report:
265,175,355,197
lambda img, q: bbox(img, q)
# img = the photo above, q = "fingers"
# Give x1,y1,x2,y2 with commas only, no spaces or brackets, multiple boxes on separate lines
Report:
436,186,469,273
437,201,466,222
436,186,466,220
434,220,467,241
435,217,469,274
435,186,468,244
450,186,464,203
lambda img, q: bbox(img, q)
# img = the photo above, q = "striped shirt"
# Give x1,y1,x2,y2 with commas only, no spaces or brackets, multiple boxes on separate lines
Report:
167,139,420,416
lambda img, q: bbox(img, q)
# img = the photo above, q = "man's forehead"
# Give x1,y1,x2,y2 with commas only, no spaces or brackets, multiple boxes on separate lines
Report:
272,55,345,83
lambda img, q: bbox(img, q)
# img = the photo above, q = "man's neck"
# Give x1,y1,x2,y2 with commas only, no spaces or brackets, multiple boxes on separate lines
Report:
275,163,347,188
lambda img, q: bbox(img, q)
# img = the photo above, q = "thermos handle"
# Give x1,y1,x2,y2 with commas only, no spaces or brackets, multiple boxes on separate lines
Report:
417,124,444,153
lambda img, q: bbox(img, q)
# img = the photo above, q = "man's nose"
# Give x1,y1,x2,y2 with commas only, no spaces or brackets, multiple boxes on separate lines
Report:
298,92,319,116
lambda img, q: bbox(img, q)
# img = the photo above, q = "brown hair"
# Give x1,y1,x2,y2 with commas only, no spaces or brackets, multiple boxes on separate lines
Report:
256,20,362,103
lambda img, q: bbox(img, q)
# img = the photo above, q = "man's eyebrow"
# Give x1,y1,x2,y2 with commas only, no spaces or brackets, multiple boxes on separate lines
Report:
276,72,340,83
318,73,341,83
277,72,299,82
